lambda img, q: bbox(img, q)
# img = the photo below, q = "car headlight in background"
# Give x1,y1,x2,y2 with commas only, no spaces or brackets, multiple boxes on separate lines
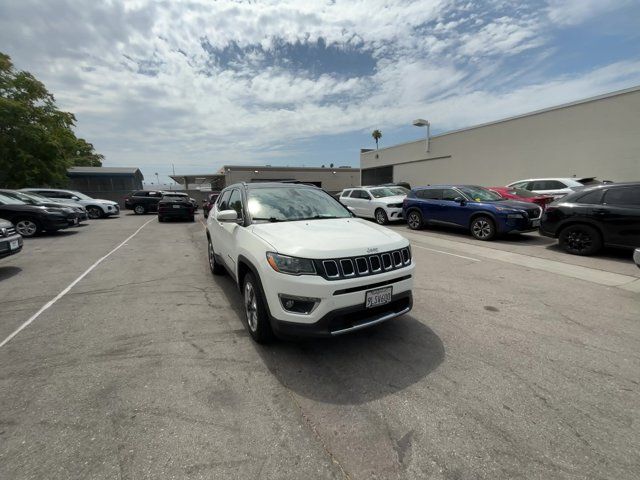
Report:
388,203,403,208
266,252,316,275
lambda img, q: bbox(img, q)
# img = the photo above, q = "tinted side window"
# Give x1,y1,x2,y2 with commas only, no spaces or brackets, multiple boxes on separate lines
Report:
603,187,640,206
350,190,369,199
217,190,231,210
511,181,529,189
576,190,603,205
149,192,163,198
133,191,148,197
442,189,459,201
228,189,243,218
41,191,62,198
535,180,566,190
416,189,443,200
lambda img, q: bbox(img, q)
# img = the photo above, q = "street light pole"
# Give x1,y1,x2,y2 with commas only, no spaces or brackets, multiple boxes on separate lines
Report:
412,119,431,153
155,172,160,189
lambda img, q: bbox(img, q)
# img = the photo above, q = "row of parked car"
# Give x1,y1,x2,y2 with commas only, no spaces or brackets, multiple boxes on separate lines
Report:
0,188,121,260
339,177,640,257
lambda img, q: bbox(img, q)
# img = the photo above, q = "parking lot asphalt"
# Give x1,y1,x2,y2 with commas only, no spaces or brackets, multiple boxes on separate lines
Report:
1,213,639,479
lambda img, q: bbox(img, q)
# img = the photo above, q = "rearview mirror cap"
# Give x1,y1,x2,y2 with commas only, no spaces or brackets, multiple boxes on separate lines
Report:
454,196,466,204
216,209,238,222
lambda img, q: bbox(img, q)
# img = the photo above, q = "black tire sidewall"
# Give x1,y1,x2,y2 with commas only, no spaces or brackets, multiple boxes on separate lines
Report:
242,272,273,343
133,205,146,215
559,225,601,255
207,238,225,275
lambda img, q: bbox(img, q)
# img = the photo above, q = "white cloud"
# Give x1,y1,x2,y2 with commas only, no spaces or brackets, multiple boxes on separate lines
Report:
547,0,633,26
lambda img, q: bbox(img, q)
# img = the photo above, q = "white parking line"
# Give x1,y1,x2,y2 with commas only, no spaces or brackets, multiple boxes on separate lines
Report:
0,217,155,349
412,244,481,262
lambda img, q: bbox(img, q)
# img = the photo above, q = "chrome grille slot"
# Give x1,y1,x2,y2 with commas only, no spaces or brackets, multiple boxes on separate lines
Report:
340,259,355,277
401,248,410,264
392,251,402,267
355,257,369,274
369,255,381,272
323,260,339,278
381,253,392,270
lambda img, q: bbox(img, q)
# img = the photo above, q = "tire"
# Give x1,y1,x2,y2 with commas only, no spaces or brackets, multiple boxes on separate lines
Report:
15,218,40,238
190,215,195,222
470,215,496,241
158,216,164,222
559,224,602,256
207,237,225,275
133,204,146,215
242,272,273,344
407,210,423,230
375,208,389,225
87,206,103,219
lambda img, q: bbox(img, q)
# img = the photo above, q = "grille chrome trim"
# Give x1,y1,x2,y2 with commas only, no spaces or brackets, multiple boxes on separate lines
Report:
339,259,355,277
322,260,340,278
392,251,402,267
316,247,411,280
369,255,382,273
381,253,393,270
355,257,369,275
401,248,410,264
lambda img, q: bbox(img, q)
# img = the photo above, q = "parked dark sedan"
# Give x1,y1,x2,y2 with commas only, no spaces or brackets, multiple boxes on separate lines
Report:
0,218,23,259
0,189,81,227
202,192,220,218
0,193,70,237
540,182,640,255
158,197,195,222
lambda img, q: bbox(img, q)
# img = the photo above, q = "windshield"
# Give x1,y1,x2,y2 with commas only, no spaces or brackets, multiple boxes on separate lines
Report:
507,188,539,198
1,191,40,204
248,187,351,222
390,186,409,195
68,191,93,200
458,186,503,202
0,193,27,205
370,187,402,198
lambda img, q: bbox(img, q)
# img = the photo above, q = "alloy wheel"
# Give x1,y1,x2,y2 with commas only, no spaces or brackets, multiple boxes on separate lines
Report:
376,210,387,224
88,207,102,219
566,231,591,253
134,205,145,215
244,282,258,332
16,220,37,237
408,212,421,229
472,219,492,239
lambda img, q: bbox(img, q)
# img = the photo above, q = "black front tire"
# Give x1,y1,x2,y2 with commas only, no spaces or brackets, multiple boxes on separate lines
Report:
158,216,164,222
207,238,225,275
190,215,195,222
407,210,423,230
375,208,389,225
133,204,146,215
87,206,104,219
470,216,496,241
242,272,274,344
559,224,602,256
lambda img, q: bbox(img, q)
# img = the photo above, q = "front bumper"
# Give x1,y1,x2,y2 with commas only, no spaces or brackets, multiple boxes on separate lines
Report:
0,234,23,259
41,216,70,231
103,204,120,216
385,207,404,221
262,263,415,337
501,216,540,234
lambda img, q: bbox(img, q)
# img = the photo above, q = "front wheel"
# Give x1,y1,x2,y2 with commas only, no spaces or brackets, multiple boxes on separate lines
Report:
470,216,496,241
375,208,389,225
133,204,146,215
407,210,423,230
559,224,602,256
243,273,273,344
207,238,225,275
87,206,103,219
15,218,40,238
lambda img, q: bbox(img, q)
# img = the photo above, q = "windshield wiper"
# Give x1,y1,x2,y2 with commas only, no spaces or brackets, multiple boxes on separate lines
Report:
252,217,287,222
298,215,344,220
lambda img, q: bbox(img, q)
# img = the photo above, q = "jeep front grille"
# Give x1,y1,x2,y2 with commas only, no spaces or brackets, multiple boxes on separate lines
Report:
315,247,411,280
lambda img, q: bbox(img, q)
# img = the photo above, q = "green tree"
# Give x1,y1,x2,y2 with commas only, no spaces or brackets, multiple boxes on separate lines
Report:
0,52,102,188
372,129,382,149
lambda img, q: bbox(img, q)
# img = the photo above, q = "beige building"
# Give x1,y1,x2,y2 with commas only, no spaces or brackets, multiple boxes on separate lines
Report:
170,165,360,194
360,85,640,187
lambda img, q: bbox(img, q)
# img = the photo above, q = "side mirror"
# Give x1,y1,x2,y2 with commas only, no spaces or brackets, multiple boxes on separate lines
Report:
216,209,238,222
71,196,80,201
454,197,466,205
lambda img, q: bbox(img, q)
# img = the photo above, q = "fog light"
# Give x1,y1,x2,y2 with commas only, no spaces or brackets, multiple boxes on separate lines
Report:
279,294,320,314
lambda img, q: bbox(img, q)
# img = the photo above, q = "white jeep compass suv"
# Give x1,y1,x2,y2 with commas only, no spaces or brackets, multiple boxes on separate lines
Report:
206,182,414,343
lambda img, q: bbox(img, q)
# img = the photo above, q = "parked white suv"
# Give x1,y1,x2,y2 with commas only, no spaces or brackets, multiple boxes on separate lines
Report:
339,186,407,224
206,182,414,342
506,177,601,199
22,188,120,219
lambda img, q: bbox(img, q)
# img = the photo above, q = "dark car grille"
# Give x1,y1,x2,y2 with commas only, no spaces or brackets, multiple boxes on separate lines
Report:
315,247,411,280
526,207,541,219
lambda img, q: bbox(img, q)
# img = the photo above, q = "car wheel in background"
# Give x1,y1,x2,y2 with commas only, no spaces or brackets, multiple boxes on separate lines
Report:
190,215,195,222
133,205,146,215
407,210,423,230
242,272,273,344
15,219,39,238
559,224,602,256
375,208,389,225
158,216,164,222
87,206,103,219
470,216,496,241
207,238,225,275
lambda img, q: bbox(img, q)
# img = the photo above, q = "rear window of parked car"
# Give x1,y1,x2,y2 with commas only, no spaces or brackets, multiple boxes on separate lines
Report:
603,187,640,206
576,190,603,204
532,180,567,190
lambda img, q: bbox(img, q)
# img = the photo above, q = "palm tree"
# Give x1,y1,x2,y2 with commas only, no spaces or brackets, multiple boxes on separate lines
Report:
372,129,382,149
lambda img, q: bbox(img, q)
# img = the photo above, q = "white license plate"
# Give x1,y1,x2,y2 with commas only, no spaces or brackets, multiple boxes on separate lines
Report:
9,240,19,250
531,219,540,227
172,204,181,209
365,286,392,308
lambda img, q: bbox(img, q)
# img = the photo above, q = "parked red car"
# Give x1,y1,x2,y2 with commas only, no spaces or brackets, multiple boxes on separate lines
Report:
488,187,554,209
202,192,220,218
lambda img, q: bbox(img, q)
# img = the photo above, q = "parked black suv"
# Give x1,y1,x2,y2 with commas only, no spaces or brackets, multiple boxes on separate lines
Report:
0,193,70,237
124,190,164,214
158,197,195,222
540,182,640,255
0,218,23,259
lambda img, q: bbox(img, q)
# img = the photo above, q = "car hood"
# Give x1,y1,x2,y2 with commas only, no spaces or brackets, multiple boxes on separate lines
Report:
94,199,118,205
250,218,408,258
494,200,540,211
377,195,406,204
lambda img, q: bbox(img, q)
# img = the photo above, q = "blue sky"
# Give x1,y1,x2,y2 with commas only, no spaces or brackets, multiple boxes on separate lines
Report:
1,0,639,186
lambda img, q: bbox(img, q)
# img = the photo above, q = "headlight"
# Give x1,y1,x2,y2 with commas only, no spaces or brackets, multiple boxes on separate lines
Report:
388,203,402,208
266,252,316,275
507,213,524,219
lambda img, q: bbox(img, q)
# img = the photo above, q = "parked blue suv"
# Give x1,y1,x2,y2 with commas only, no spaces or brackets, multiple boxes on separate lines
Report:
402,185,542,240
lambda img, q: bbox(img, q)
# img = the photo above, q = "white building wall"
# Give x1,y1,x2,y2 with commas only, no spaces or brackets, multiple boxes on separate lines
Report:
361,87,640,186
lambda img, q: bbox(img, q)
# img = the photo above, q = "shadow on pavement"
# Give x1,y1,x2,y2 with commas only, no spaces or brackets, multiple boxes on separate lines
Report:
545,242,637,265
214,272,445,405
0,266,22,281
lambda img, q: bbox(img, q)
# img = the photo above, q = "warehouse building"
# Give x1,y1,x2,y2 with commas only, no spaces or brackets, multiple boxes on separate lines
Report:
360,85,640,187
170,165,360,195
67,166,144,206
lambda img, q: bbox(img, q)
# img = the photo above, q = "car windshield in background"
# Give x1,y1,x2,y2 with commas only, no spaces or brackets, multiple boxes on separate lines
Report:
70,191,93,200
248,187,351,222
390,187,409,195
13,191,45,203
0,193,27,205
508,188,539,198
370,187,401,198
459,186,503,202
